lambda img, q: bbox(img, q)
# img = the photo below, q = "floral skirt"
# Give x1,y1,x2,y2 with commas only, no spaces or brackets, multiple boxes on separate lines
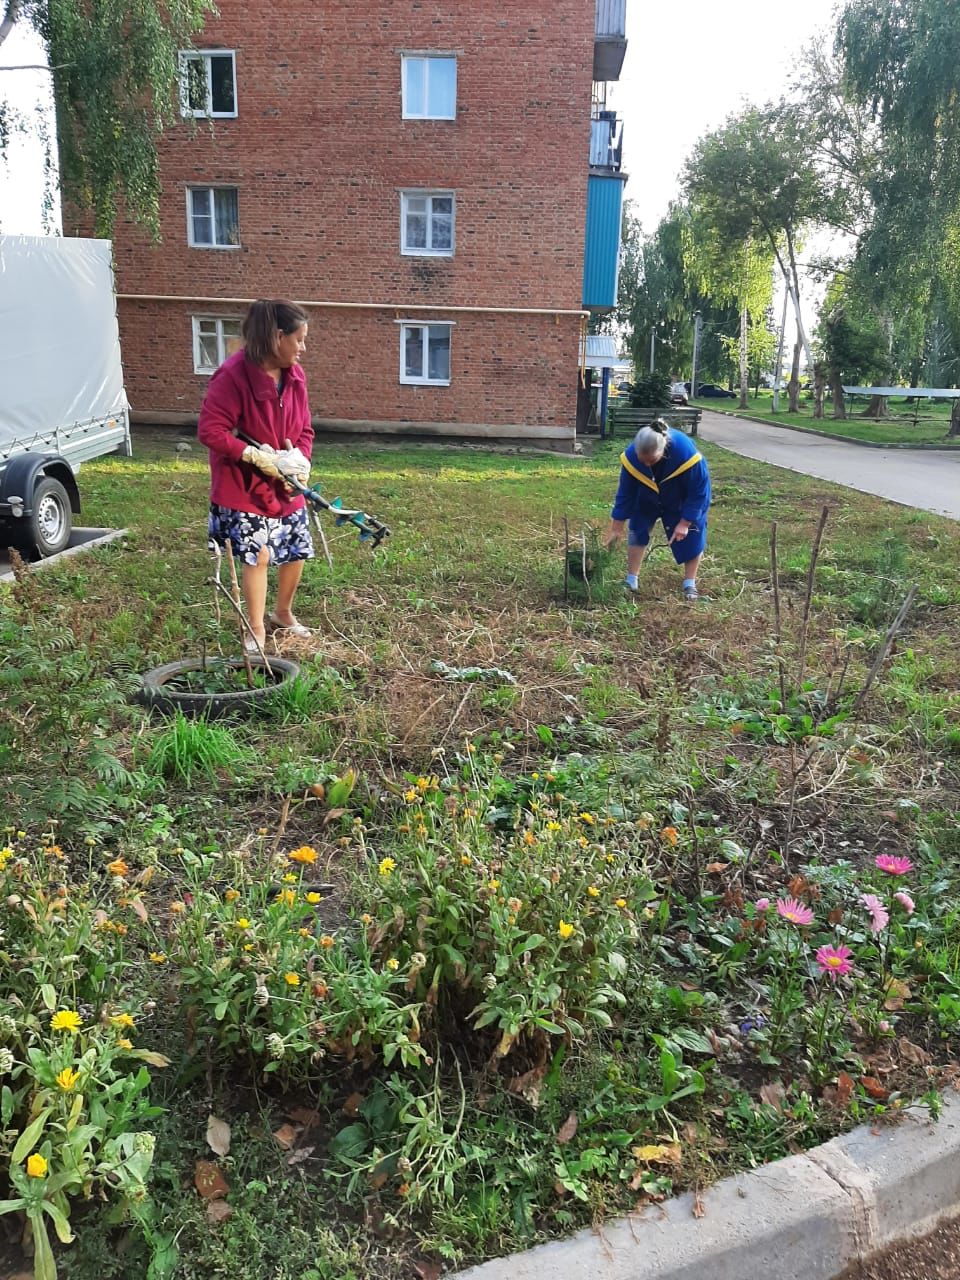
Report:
207,503,314,567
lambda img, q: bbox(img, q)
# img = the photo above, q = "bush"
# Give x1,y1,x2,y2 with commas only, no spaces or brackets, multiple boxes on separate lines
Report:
629,370,671,408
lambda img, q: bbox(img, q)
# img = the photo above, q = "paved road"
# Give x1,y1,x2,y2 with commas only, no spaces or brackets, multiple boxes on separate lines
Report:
698,410,960,520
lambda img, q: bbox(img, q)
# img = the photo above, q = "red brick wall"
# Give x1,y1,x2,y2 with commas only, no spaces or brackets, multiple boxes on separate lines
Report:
82,2,596,431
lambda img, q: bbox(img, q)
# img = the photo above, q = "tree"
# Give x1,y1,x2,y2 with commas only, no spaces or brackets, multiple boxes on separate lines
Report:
0,0,215,236
685,103,838,411
817,276,889,419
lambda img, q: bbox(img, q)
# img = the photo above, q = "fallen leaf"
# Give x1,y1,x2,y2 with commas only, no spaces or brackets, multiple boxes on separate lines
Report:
556,1112,578,1145
828,908,844,926
884,979,911,1012
506,1065,547,1109
759,1082,785,1113
273,1123,301,1150
128,897,149,923
369,1169,389,1190
898,1039,931,1067
285,1145,315,1168
692,1191,706,1218
323,808,347,825
861,1076,889,1100
342,1092,364,1118
705,862,729,874
129,1049,171,1069
206,1199,233,1224
632,1143,682,1165
411,1260,443,1280
194,1160,229,1201
837,1071,854,1105
287,1106,322,1129
206,1115,231,1158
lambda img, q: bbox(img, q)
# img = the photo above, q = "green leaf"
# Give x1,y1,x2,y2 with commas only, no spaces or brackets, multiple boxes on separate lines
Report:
1,1085,13,1127
28,1209,57,1280
519,934,546,953
327,1123,369,1161
12,1108,51,1165
0,1198,26,1215
668,1027,715,1055
39,985,57,1012
41,1198,75,1244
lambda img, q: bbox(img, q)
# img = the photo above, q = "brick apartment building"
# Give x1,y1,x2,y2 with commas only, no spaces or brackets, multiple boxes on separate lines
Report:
71,2,628,448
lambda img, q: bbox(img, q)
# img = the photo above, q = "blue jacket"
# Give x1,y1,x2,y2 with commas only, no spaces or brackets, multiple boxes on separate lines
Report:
611,429,711,527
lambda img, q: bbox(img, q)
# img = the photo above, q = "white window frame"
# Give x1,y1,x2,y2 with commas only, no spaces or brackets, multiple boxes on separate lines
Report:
192,315,243,375
401,54,457,120
179,49,238,118
397,320,454,386
186,186,241,249
400,190,455,257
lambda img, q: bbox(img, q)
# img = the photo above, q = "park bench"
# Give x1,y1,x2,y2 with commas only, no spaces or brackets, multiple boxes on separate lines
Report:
607,404,702,438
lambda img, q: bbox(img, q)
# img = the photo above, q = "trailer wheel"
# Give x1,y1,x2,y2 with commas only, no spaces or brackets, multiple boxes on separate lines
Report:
26,477,72,557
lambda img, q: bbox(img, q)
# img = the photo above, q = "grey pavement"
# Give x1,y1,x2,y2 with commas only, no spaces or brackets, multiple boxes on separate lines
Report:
697,410,960,520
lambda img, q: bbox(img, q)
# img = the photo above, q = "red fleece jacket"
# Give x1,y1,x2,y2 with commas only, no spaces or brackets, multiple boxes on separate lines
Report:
197,351,314,517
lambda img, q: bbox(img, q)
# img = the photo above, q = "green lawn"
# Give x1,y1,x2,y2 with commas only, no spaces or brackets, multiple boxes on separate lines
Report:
692,393,960,446
2,430,959,1280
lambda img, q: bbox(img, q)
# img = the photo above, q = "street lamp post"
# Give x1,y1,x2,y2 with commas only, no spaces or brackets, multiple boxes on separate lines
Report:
649,327,656,374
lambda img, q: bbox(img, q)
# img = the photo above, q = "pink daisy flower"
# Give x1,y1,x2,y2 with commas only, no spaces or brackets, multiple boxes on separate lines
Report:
776,896,814,926
754,897,771,912
894,891,915,916
861,893,889,934
815,943,854,981
875,854,913,876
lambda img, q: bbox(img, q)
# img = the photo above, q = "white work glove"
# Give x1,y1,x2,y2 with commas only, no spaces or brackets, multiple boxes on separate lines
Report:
276,444,311,487
241,444,282,480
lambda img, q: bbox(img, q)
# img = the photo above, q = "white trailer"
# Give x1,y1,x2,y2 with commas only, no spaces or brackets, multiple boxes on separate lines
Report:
0,235,131,556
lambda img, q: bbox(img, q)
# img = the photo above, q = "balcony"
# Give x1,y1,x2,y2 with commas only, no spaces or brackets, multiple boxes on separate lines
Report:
590,111,623,172
594,0,627,81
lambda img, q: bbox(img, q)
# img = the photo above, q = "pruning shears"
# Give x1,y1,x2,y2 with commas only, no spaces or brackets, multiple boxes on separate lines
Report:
235,430,391,549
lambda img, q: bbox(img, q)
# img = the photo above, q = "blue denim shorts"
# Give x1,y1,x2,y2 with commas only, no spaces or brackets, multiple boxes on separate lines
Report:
208,503,314,566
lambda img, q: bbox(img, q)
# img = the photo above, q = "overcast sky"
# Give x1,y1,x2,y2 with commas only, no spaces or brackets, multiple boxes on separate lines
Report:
1,1,841,244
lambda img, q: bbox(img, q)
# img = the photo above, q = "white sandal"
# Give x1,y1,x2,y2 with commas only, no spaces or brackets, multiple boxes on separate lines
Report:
267,612,312,638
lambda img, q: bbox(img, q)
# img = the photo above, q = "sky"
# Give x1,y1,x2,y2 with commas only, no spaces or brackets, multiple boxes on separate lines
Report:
3,1,841,236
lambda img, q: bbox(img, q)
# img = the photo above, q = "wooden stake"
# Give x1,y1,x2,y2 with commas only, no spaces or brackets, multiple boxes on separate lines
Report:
224,543,255,688
796,505,830,693
563,516,570,603
770,522,788,711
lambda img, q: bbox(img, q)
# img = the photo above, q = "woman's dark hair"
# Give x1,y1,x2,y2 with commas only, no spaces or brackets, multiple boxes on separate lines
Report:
242,299,309,365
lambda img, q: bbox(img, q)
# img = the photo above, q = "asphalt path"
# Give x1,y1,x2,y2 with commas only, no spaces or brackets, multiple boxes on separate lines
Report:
697,410,960,520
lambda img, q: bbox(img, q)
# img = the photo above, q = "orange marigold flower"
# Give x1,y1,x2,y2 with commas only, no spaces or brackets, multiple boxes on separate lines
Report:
288,846,319,865
106,858,129,877
660,826,679,846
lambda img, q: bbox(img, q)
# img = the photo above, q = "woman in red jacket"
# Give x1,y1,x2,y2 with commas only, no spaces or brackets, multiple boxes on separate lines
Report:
198,299,315,652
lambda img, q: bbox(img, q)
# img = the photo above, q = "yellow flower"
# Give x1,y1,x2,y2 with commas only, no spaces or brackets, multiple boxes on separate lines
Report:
546,821,562,832
284,972,300,986
243,943,253,952
508,914,516,924
660,826,679,846
398,823,411,834
587,886,600,898
26,1154,47,1178
558,920,576,940
0,845,13,861
282,873,297,884
488,879,501,892
289,846,319,865
532,771,540,780
16,830,26,839
106,858,129,877
320,935,335,949
386,958,400,971
51,1010,81,1034
605,853,615,864
280,889,296,907
224,889,240,902
236,918,251,930
114,922,128,936
615,898,628,910
466,742,475,753
523,831,536,846
577,836,589,848
298,928,312,938
378,857,397,877
56,1067,79,1091
578,812,596,825
361,913,373,925
404,789,418,803
117,1038,133,1050
149,952,167,964
306,892,322,905
170,901,186,914
416,825,427,838
460,854,472,866
110,1013,135,1028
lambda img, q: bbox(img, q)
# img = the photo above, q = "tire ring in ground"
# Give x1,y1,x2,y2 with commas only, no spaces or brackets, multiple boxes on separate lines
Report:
136,656,301,719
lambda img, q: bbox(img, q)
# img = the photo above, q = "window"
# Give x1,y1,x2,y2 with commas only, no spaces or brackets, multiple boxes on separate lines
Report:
400,323,452,385
179,50,237,117
187,187,240,248
401,192,454,255
192,316,243,374
401,55,456,119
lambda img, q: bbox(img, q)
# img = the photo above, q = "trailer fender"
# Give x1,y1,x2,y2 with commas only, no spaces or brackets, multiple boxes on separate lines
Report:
0,454,81,517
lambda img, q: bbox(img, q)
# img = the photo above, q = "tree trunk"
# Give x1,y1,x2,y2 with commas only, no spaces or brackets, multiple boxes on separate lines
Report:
949,397,960,437
813,361,826,419
829,369,846,419
738,306,749,409
0,0,21,48
859,394,889,419
788,342,801,413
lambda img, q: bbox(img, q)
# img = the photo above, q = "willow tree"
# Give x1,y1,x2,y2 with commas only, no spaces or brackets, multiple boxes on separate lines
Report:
0,0,215,236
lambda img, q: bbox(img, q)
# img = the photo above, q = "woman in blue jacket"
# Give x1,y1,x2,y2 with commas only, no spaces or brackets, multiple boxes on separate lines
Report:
604,419,711,601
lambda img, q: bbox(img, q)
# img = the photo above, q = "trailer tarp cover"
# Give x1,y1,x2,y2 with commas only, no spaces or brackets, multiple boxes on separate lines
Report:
0,235,128,449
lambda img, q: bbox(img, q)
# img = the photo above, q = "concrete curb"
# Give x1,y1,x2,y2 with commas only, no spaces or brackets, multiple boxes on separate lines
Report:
0,527,129,584
453,1095,960,1280
699,407,960,451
